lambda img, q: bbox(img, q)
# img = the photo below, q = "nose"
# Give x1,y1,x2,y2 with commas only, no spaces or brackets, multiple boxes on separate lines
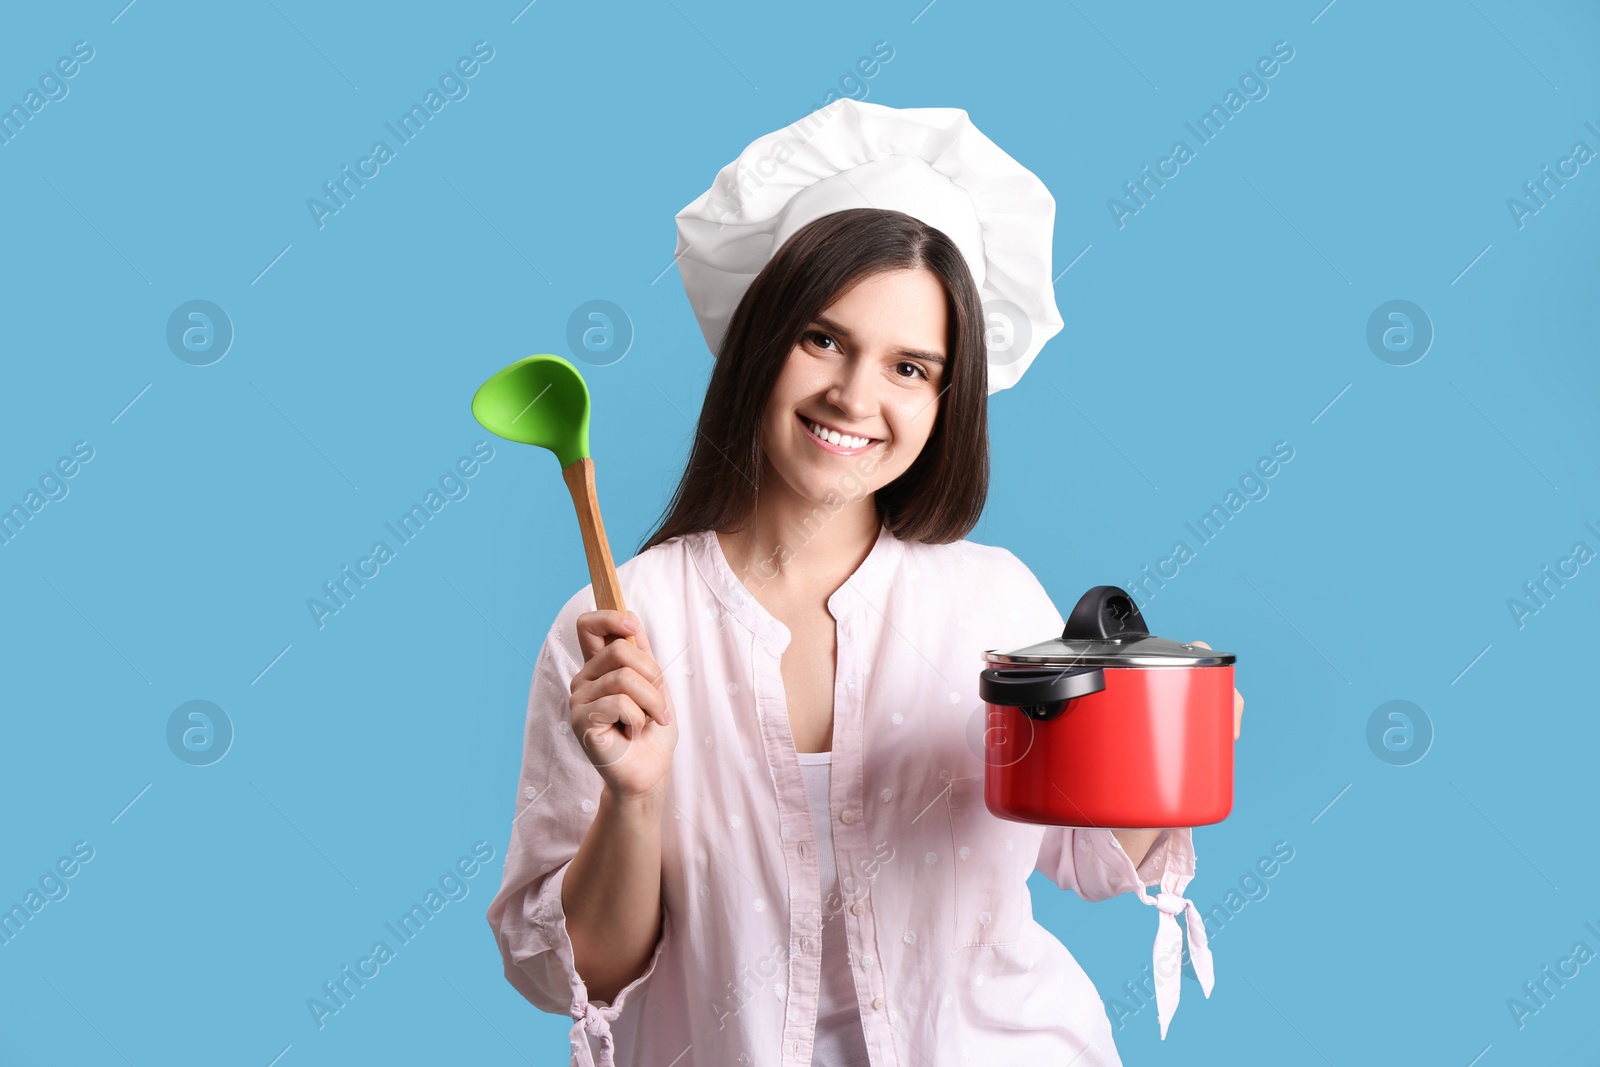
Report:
825,355,877,422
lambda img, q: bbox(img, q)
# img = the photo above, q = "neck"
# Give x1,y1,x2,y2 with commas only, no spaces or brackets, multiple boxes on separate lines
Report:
719,470,881,604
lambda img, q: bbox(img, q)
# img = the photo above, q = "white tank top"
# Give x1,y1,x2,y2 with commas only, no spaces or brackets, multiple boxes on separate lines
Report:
795,749,872,1066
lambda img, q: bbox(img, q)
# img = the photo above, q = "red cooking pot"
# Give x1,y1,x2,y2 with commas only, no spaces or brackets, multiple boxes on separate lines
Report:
978,586,1236,828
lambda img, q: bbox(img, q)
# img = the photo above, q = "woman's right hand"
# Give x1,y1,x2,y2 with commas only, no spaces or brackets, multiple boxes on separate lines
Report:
569,609,679,803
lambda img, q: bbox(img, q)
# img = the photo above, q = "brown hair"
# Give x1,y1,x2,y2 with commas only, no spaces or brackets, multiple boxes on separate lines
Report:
639,208,989,554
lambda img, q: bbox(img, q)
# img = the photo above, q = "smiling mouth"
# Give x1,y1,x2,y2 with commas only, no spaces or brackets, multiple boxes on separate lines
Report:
799,413,880,453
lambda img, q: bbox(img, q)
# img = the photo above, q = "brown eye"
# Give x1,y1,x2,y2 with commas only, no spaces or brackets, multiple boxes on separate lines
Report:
895,359,930,381
803,330,836,351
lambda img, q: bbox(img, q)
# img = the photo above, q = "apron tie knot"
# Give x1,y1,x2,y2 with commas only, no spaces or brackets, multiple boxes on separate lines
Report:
1136,883,1215,1039
568,1000,618,1067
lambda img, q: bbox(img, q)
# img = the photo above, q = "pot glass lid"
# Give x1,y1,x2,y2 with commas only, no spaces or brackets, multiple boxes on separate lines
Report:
982,586,1236,668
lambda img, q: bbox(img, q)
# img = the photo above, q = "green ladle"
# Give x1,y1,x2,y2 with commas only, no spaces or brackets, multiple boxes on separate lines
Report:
471,354,634,645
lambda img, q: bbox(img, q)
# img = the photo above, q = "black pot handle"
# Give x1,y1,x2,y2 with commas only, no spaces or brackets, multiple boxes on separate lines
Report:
1063,585,1150,640
979,666,1106,721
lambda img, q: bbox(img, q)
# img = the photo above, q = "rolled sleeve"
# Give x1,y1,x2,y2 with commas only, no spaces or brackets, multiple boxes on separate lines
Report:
1034,827,1182,902
1135,826,1194,888
511,857,667,1066
485,596,666,1067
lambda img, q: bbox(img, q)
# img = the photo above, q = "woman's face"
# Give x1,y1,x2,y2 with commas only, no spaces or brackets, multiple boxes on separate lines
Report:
758,267,949,509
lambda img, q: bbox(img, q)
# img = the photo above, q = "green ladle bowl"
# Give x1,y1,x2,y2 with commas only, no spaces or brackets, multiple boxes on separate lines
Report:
470,354,591,470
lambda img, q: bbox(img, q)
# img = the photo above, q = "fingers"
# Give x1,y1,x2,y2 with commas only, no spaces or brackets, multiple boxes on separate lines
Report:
572,634,668,694
631,619,654,654
573,617,663,682
571,610,677,734
570,613,673,730
576,609,639,659
602,694,650,738
573,665,672,727
573,693,649,751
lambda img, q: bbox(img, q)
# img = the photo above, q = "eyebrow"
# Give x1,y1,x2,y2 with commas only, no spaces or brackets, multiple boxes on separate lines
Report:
811,315,946,366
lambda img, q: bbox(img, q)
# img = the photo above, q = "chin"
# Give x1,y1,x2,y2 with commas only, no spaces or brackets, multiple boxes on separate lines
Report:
773,455,864,506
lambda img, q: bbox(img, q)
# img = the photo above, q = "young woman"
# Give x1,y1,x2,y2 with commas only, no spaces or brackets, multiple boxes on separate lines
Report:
488,101,1242,1067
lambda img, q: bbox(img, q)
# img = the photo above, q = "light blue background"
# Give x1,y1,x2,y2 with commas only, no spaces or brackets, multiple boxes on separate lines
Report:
2,1,1596,1064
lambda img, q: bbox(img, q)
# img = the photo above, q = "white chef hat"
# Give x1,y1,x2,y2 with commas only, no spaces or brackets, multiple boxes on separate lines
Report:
673,98,1065,395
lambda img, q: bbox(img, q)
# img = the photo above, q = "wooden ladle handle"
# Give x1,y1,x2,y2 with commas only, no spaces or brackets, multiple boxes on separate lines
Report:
561,457,636,646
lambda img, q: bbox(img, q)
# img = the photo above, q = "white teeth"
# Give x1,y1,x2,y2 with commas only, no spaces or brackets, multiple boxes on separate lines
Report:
806,418,871,450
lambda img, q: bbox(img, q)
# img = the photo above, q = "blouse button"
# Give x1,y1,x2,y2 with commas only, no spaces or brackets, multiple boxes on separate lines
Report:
850,901,865,916
871,996,886,1011
840,810,856,825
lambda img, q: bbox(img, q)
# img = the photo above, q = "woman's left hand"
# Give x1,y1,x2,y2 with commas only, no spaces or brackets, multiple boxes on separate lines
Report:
1189,640,1243,739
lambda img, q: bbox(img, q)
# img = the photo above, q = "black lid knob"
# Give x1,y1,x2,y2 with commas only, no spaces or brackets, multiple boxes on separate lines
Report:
1062,585,1149,640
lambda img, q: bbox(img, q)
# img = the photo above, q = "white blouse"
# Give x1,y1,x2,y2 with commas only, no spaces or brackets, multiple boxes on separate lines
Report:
487,524,1214,1066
